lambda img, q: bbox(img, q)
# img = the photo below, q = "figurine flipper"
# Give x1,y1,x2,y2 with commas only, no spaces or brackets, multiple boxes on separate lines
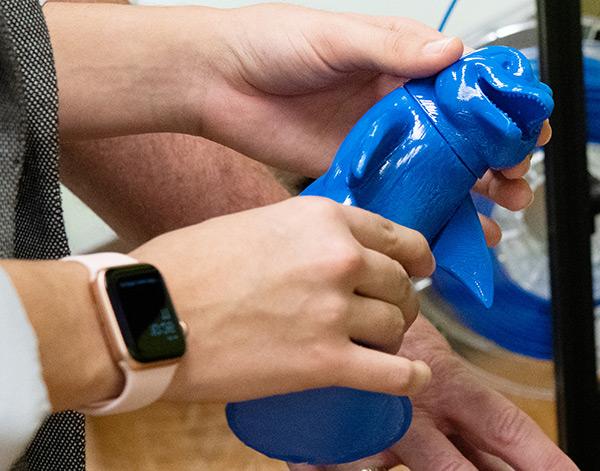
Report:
227,46,554,466
432,196,494,308
348,111,407,188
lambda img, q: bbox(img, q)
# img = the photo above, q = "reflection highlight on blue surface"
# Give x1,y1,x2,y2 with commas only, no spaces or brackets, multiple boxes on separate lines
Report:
226,46,553,465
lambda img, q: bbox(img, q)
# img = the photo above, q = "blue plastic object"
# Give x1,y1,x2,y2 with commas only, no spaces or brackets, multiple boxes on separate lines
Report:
434,193,554,358
226,46,554,465
438,0,459,31
227,389,412,464
432,48,600,359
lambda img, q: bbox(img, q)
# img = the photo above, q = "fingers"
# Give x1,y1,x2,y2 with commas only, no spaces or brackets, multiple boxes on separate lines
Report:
338,15,464,79
473,170,533,211
334,345,431,396
347,297,405,354
500,154,531,179
479,214,502,247
450,435,513,470
288,449,399,471
537,120,552,146
390,416,479,471
449,382,578,470
288,451,400,471
479,119,550,203
341,205,435,277
495,119,550,182
350,247,420,352
355,249,420,326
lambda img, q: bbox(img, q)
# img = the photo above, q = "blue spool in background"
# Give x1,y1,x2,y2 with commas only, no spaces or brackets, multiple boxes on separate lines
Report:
432,46,600,360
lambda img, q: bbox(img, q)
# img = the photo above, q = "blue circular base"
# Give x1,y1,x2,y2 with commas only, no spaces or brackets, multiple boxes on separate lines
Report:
226,387,412,465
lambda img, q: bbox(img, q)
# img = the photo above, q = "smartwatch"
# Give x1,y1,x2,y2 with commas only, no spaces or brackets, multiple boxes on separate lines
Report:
66,253,186,416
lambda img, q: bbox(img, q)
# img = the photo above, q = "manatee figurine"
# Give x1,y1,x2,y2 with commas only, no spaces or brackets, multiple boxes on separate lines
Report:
226,46,554,465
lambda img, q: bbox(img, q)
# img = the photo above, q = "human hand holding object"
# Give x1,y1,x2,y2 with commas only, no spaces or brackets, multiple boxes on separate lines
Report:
45,2,462,176
289,316,577,471
226,44,553,464
46,1,542,249
130,197,435,403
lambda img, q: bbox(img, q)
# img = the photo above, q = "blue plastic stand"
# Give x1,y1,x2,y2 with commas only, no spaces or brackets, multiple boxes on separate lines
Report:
226,46,554,465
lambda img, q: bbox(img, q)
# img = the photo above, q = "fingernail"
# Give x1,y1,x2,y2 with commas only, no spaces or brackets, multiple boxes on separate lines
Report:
411,360,432,392
423,37,454,55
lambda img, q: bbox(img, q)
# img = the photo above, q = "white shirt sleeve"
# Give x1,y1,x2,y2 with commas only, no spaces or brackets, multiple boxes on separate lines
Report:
0,268,51,470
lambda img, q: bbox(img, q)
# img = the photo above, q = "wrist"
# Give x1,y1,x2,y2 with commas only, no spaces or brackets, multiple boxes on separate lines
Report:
2,260,123,411
45,3,219,139
174,6,235,137
68,253,187,415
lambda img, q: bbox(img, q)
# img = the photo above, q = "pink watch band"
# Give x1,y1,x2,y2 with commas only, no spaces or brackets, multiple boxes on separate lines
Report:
80,359,177,416
66,253,178,416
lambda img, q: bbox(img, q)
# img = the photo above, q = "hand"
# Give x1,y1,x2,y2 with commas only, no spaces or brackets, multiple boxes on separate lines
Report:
289,316,576,471
46,3,461,146
458,41,552,245
186,4,549,243
474,120,552,246
189,4,464,177
130,197,435,402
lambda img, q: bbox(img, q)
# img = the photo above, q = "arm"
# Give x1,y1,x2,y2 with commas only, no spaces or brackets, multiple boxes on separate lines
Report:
45,2,464,175
290,315,577,471
44,2,207,139
60,134,290,246
53,0,291,247
1,260,122,411
51,0,542,247
1,198,436,411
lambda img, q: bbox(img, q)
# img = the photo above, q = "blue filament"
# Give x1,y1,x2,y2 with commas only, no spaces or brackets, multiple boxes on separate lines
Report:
439,0,459,32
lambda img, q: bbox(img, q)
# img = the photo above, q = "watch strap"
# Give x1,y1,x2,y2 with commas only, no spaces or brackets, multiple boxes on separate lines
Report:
65,253,178,416
66,252,137,281
79,360,177,416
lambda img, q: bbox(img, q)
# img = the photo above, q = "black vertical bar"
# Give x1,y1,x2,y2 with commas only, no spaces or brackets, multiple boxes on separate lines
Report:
536,0,600,467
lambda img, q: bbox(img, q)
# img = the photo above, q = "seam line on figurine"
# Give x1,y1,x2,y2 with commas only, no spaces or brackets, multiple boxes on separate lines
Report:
404,87,479,180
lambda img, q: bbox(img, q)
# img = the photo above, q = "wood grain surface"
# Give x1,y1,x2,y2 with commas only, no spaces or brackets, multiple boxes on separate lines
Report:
86,381,557,469
86,402,287,470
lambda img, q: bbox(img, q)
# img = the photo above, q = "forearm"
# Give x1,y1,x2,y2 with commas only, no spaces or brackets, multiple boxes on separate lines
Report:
44,3,215,139
1,260,122,411
61,134,291,246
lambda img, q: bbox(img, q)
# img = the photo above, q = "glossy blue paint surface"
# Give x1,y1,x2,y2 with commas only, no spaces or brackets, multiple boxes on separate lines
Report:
226,46,554,465
433,50,600,359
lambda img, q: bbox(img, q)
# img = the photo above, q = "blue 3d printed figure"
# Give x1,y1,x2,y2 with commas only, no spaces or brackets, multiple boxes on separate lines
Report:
226,46,554,465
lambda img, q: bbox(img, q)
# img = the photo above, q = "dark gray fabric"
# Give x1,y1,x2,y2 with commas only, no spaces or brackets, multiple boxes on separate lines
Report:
0,0,26,257
0,0,85,469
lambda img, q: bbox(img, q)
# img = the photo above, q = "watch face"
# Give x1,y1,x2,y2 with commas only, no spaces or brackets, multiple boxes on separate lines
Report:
105,264,186,363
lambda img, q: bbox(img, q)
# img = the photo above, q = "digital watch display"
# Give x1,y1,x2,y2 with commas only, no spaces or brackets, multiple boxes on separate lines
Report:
104,264,186,363
67,253,186,416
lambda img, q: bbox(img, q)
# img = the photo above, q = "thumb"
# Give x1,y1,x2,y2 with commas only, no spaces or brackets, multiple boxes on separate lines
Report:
338,16,464,78
335,345,432,396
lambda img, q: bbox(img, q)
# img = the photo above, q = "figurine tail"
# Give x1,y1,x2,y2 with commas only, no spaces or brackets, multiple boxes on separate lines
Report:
432,196,494,307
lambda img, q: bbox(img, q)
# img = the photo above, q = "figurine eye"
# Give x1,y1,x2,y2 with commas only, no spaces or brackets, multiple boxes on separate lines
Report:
503,60,512,70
